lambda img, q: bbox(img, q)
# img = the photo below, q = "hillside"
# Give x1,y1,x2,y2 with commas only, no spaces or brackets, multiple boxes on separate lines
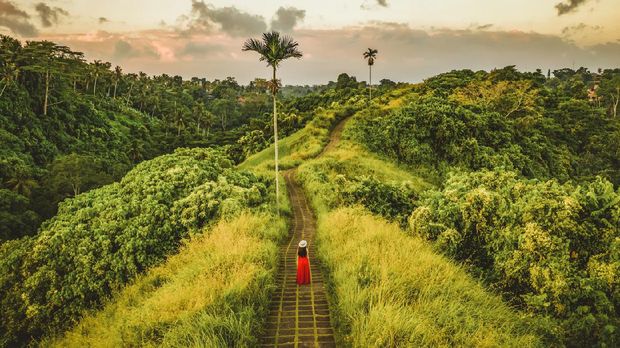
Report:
0,35,375,242
2,32,619,347
307,67,620,346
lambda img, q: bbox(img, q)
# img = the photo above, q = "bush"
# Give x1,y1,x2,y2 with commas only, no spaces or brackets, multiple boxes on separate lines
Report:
341,176,417,226
409,170,620,346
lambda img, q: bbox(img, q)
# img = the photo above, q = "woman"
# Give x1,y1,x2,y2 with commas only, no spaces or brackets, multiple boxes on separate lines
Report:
296,240,311,285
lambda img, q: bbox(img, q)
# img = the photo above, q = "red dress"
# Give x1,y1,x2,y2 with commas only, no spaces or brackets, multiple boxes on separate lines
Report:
296,256,311,285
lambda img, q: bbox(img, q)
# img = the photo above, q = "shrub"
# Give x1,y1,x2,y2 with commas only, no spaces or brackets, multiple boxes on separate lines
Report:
409,170,620,346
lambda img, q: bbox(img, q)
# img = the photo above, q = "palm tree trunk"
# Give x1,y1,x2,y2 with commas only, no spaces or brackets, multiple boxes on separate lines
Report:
273,66,280,213
93,74,98,95
369,65,372,102
613,88,619,118
0,81,8,97
113,82,118,98
44,70,50,116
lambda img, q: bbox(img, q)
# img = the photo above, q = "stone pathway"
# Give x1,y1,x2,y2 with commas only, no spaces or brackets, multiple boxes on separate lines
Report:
259,171,335,347
260,117,352,347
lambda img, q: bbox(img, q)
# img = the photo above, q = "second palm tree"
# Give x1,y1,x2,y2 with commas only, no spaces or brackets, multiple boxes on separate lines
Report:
363,48,378,102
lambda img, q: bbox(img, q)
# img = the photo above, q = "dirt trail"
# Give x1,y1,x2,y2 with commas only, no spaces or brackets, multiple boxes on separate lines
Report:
260,118,349,347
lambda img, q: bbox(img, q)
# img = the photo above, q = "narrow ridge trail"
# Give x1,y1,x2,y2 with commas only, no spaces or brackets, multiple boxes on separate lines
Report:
260,118,349,347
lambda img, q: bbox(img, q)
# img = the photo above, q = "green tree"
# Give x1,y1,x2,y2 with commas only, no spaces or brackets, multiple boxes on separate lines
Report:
112,65,122,98
20,41,73,116
48,154,112,197
242,31,303,210
0,35,22,97
91,60,111,96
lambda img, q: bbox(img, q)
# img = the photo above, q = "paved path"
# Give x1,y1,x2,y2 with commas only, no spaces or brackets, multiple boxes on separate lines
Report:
260,171,335,347
260,118,350,347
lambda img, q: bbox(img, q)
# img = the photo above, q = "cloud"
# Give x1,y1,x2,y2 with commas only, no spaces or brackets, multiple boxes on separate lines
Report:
185,1,266,36
113,39,159,60
0,0,38,36
271,7,305,32
36,21,620,85
98,17,109,24
180,41,222,58
561,23,602,37
35,2,68,27
555,0,591,16
209,6,266,36
361,0,388,10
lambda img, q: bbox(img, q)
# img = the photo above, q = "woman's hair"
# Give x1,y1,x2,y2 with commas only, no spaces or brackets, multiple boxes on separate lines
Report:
298,246,307,257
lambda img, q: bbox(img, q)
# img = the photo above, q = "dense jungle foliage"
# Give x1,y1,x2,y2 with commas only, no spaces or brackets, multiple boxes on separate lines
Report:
346,67,620,346
0,35,378,241
4,32,618,347
353,66,620,184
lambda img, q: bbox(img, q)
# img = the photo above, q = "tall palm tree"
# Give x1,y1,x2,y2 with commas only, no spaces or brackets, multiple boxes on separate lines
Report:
113,65,122,98
5,173,38,197
0,62,19,97
242,31,302,211
363,48,378,102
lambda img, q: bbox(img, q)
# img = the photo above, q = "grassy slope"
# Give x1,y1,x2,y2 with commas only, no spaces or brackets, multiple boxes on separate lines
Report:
318,207,541,347
298,141,433,216
50,211,288,347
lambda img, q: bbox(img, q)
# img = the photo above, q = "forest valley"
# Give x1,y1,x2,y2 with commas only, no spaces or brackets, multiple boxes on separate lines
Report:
0,35,377,241
1,34,619,347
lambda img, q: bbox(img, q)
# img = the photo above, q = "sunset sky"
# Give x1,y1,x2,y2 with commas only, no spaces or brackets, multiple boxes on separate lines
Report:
2,0,619,84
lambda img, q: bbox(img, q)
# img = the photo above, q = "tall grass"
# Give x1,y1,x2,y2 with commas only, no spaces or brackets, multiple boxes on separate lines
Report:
317,207,543,347
48,212,287,347
297,142,433,216
239,104,355,172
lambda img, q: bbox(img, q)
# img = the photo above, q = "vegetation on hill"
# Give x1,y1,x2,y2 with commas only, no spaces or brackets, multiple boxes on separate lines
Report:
0,148,271,346
352,66,620,185
292,113,545,346
51,213,287,347
409,170,620,346
3,31,618,347
318,207,543,347
345,66,620,346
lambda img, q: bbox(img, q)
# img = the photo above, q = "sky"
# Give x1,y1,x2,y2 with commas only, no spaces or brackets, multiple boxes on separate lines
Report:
1,0,619,84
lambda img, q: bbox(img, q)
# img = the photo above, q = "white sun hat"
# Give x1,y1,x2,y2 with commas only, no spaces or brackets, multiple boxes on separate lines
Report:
298,240,307,248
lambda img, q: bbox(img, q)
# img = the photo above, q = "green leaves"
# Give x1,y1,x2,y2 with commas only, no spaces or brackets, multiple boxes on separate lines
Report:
242,31,302,69
409,170,620,345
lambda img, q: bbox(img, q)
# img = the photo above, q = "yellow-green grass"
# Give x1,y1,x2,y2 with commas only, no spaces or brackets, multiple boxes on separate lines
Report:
238,124,327,172
238,105,352,173
49,212,287,347
317,207,543,347
297,141,433,215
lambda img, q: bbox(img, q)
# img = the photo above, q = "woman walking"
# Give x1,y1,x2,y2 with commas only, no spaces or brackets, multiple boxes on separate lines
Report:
296,240,311,285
